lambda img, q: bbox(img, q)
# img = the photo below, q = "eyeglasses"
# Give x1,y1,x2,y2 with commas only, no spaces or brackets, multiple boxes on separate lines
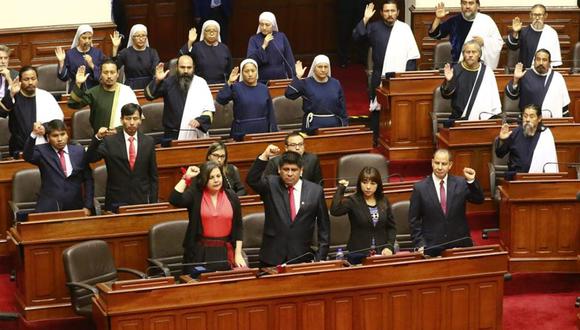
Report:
530,13,545,18
286,143,304,148
133,34,148,39
210,153,226,160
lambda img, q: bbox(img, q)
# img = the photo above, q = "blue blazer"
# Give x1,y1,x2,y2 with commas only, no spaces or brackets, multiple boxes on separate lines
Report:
23,136,94,213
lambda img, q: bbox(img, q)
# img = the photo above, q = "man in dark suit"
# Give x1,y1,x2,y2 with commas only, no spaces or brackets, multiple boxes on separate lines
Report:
247,144,330,266
86,103,158,212
263,132,323,185
408,148,484,257
23,119,93,215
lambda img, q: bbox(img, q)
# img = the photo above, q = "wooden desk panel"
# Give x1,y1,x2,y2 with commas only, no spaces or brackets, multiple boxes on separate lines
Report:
92,250,508,330
498,179,580,273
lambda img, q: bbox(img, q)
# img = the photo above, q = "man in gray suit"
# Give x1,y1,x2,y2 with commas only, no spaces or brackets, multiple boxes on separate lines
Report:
247,144,330,266
409,148,484,257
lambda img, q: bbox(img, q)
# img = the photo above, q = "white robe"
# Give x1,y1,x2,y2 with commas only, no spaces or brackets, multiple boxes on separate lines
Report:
529,127,558,173
459,13,504,69
541,70,569,118
461,64,502,120
178,75,215,140
535,24,562,67
108,83,139,129
35,88,65,145
381,20,420,75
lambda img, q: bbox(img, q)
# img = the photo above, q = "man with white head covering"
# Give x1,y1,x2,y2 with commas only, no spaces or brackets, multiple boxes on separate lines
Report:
110,24,160,89
0,45,18,100
145,54,215,140
440,41,501,120
285,55,348,132
1,66,64,156
68,60,138,132
505,49,570,118
55,25,107,91
429,0,503,69
352,0,420,145
178,21,232,84
507,4,562,68
247,11,296,82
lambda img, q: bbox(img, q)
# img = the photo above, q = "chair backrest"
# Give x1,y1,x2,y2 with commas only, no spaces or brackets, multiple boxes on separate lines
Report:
36,63,67,94
505,47,520,71
148,220,188,276
93,165,107,199
117,66,125,83
168,58,178,76
432,87,451,117
272,96,303,131
489,137,509,200
140,102,164,135
573,41,580,70
71,109,94,144
337,153,389,186
391,200,412,250
209,100,234,137
0,117,10,157
62,240,118,316
12,168,41,203
501,93,520,119
242,212,265,268
329,213,350,257
433,41,452,70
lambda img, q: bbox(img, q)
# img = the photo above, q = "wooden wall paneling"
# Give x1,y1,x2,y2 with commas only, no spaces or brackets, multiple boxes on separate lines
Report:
474,281,500,330
332,297,353,330
445,284,470,330
556,204,578,255
244,305,269,330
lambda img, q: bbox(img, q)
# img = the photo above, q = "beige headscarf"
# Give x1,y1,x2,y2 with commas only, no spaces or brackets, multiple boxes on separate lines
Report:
307,55,332,78
200,20,221,43
71,25,93,49
127,24,150,49
256,12,279,33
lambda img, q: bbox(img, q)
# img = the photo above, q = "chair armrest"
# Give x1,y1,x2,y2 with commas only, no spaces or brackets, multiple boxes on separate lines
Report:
146,258,171,277
66,281,98,295
117,267,148,279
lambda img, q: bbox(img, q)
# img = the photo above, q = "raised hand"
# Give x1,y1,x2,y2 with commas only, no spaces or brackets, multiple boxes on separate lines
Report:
228,66,240,84
338,179,349,187
184,165,200,179
83,54,94,69
499,123,512,140
463,167,476,181
54,47,66,64
110,31,122,48
435,2,449,19
75,65,89,86
295,60,307,78
32,122,45,136
363,3,376,24
188,27,198,43
188,119,200,128
443,63,453,81
154,62,169,82
512,17,522,33
262,33,274,49
9,77,20,97
513,62,525,82
234,252,247,268
262,144,280,159
381,248,393,256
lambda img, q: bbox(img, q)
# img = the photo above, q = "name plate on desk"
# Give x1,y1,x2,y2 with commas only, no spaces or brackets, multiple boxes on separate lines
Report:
118,202,174,214
362,253,423,266
199,268,259,282
441,245,503,257
27,209,86,221
453,119,502,127
514,172,569,181
277,260,344,274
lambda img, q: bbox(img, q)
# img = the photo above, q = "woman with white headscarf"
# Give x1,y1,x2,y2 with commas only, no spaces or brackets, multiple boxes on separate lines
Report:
216,59,278,141
246,12,296,82
285,55,348,132
110,24,160,89
55,25,107,91
178,21,232,84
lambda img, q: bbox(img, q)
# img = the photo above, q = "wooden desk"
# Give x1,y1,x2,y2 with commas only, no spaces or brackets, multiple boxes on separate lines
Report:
376,72,580,161
7,208,188,321
497,178,580,273
92,248,508,330
437,120,580,196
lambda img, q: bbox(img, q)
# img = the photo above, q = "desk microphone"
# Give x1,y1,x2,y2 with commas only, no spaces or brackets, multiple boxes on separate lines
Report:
541,109,553,118
417,236,473,256
270,36,295,79
542,162,580,173
279,251,317,267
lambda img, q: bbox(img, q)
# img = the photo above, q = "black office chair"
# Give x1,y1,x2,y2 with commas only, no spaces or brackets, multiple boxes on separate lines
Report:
0,117,10,159
140,102,165,143
433,41,452,70
62,240,146,318
391,200,413,250
272,96,303,131
9,168,41,222
337,153,389,187
208,100,233,138
482,137,509,239
327,213,350,259
431,87,452,146
71,109,94,146
242,213,264,268
502,93,521,120
147,220,188,277
572,41,580,73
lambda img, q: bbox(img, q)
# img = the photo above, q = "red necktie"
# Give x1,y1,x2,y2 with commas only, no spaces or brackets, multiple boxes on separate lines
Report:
440,180,447,215
128,136,136,170
58,149,67,176
288,186,296,221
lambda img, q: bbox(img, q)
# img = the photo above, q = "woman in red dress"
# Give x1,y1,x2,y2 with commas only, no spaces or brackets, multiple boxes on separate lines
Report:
170,161,246,275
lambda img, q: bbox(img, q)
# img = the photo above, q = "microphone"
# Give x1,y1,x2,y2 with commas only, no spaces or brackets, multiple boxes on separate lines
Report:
541,109,553,118
279,251,317,267
417,236,473,257
270,36,295,79
477,111,497,120
542,162,580,173
344,243,392,257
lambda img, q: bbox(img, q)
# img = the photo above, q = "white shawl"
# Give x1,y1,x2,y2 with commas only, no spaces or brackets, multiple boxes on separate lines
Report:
541,70,569,118
108,83,138,129
460,13,504,69
381,20,420,75
536,24,562,67
35,88,64,145
178,75,215,140
461,64,502,120
529,127,558,173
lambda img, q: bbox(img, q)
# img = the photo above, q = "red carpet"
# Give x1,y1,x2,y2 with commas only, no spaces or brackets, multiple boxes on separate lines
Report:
332,63,371,117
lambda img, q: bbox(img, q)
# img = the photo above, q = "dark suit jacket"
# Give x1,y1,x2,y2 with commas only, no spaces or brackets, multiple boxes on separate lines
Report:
85,129,158,211
247,157,330,265
263,152,323,185
409,174,484,256
23,136,93,213
170,185,242,274
330,185,396,253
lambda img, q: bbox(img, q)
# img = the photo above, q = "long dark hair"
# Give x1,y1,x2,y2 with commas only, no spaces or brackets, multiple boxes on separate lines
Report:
196,161,224,191
355,167,387,210
205,141,229,176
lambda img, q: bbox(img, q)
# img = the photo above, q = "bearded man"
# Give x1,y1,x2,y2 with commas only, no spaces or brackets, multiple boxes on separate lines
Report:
495,104,558,177
145,54,215,140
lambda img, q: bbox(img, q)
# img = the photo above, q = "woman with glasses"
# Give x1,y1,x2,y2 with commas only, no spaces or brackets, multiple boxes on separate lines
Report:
179,21,232,84
205,141,246,196
110,24,160,89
